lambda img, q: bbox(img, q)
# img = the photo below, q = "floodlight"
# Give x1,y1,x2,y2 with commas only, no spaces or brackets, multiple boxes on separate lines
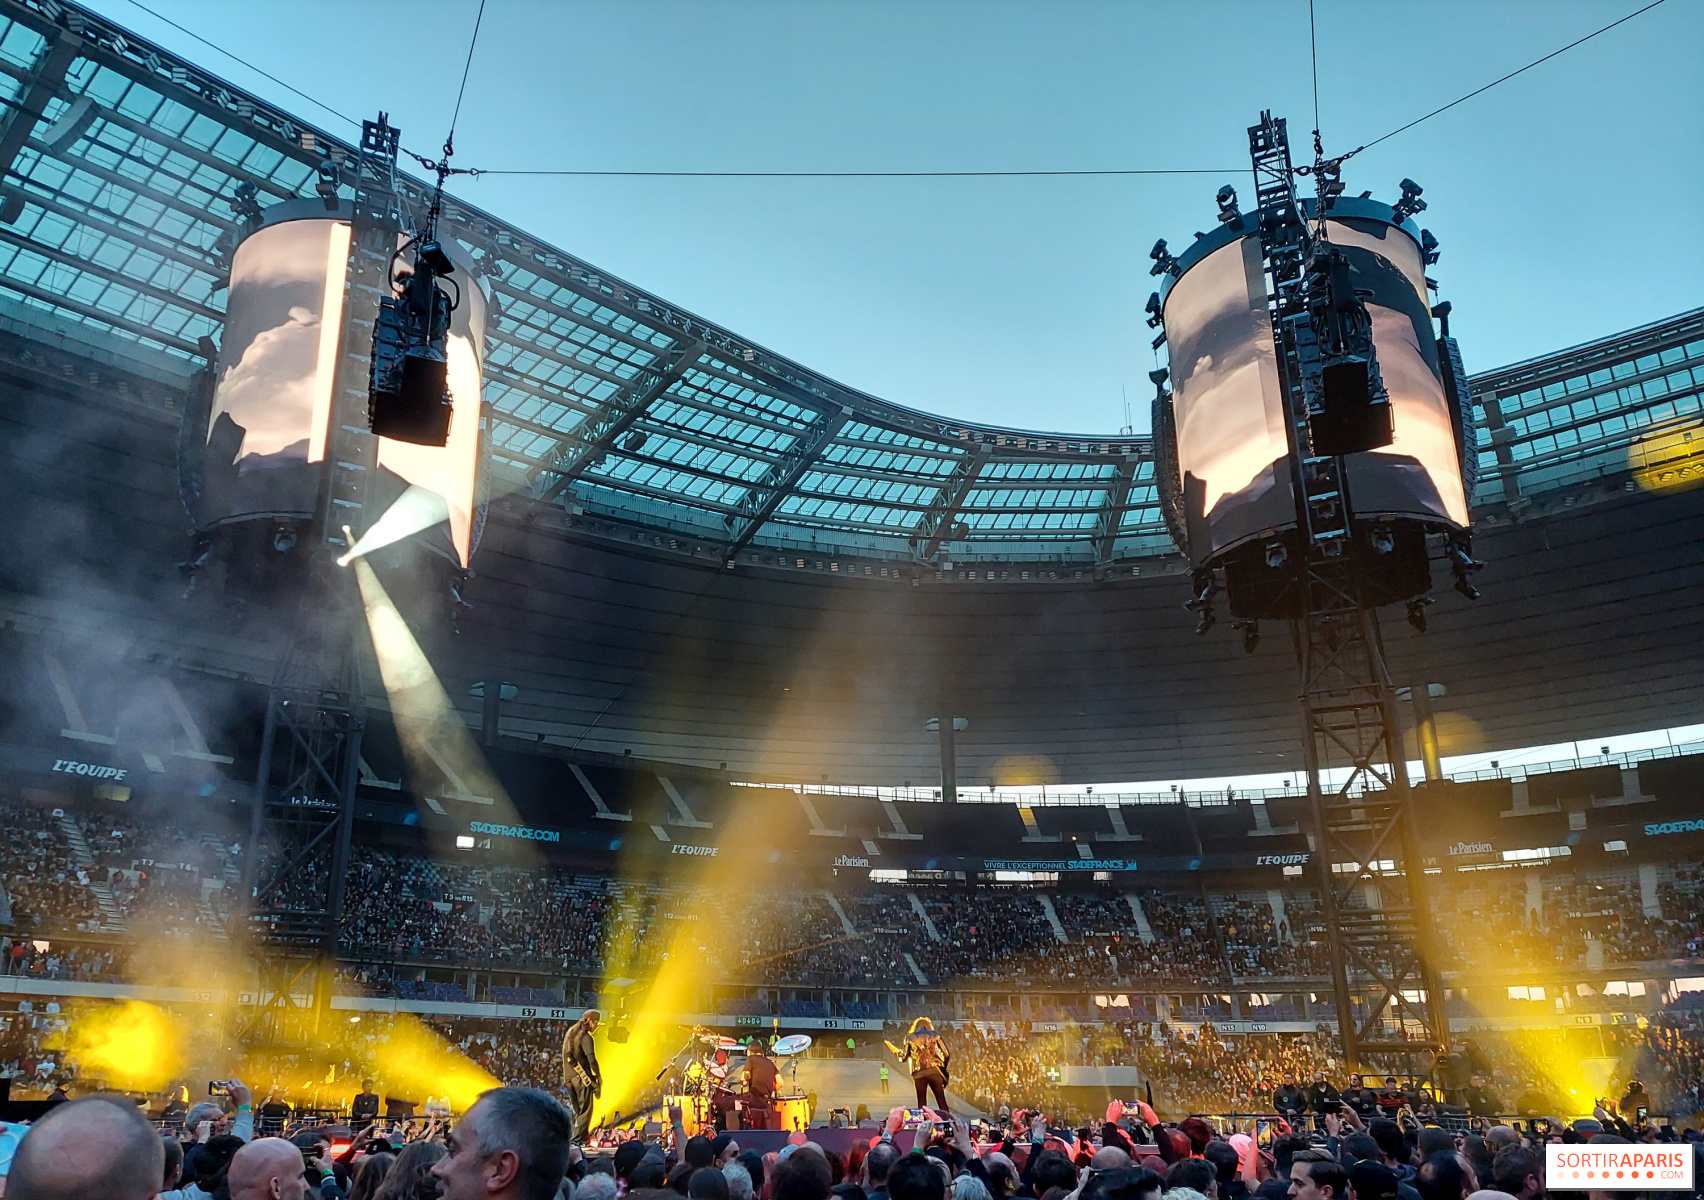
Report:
1145,292,1163,329
1148,239,1177,277
230,180,263,225
1392,178,1427,221
315,159,340,211
1420,229,1440,266
1215,185,1240,224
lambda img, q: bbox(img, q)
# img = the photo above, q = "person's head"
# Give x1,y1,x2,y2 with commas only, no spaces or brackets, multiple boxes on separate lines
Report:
1180,1118,1216,1157
773,1149,834,1200
1348,1163,1398,1200
1167,1158,1219,1199
1384,1078,1399,1089
888,1155,946,1200
984,1152,1019,1199
712,1136,741,1167
162,1133,185,1190
864,1141,900,1189
1369,1121,1405,1167
1349,1075,1364,1090
348,1152,398,1200
1273,1135,1313,1178
363,1078,377,1092
724,1162,755,1200
954,1175,993,1200
374,1142,448,1200
1282,1072,1297,1086
1415,1152,1470,1200
582,1009,602,1032
737,1151,767,1196
1418,1130,1456,1160
228,1136,310,1200
1032,1149,1079,1196
1314,1073,1328,1085
688,1165,729,1200
632,1157,670,1191
184,1100,225,1134
1491,1147,1543,1200
687,1138,717,1171
1082,1167,1164,1200
1288,1151,1348,1200
615,1141,650,1182
433,1086,572,1200
1485,1128,1518,1152
7,1094,167,1200
1203,1141,1241,1187
1093,1147,1135,1174
1340,1135,1380,1168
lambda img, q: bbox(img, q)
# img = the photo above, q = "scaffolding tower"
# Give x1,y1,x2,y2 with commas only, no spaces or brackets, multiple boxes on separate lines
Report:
1248,111,1450,1068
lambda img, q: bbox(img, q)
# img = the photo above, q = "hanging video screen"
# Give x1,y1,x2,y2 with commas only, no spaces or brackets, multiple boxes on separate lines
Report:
199,216,349,528
1326,217,1470,529
1163,235,1293,559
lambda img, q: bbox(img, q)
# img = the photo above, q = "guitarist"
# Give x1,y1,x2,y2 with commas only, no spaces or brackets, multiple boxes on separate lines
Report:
561,1009,602,1141
884,1017,951,1113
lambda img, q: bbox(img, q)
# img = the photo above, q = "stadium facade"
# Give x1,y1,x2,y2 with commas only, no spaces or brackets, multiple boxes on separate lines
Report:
0,0,1697,796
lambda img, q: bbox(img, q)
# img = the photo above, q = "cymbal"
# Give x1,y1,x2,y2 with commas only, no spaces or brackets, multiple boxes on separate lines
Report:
772,1034,812,1057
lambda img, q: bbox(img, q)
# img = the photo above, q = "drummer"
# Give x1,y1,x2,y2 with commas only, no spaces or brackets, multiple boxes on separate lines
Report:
743,1039,780,1102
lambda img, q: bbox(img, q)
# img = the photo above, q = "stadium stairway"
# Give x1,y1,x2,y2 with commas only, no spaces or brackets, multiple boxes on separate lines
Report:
785,1056,986,1120
56,813,125,932
1037,895,1069,943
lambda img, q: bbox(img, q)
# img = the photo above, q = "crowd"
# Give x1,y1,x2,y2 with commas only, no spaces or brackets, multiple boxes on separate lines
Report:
6,1069,1704,1200
10,792,1704,1001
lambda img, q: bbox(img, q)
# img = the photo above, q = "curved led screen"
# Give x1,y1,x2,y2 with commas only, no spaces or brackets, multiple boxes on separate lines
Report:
1162,218,1468,563
200,215,349,527
198,212,488,566
1163,235,1292,560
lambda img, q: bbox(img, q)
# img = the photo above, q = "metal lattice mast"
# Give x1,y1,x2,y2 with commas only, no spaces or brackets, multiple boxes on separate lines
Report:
319,114,404,557
1248,111,1449,1068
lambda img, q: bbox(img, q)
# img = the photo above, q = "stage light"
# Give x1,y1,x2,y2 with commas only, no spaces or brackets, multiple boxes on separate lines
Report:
230,180,263,225
1145,292,1163,329
1392,178,1427,221
1370,525,1394,554
621,428,649,455
315,159,340,211
338,486,451,565
1148,239,1178,278
1216,185,1240,224
1264,540,1287,570
1236,619,1260,654
1420,229,1440,265
271,522,296,554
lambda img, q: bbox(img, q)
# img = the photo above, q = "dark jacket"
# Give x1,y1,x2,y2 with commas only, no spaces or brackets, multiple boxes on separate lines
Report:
1272,1084,1308,1119
1308,1082,1342,1114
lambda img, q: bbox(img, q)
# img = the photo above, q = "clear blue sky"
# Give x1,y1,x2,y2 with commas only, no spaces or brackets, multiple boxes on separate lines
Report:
85,0,1703,435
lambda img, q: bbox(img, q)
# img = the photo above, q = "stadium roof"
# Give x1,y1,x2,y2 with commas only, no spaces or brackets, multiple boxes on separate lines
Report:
0,0,1697,576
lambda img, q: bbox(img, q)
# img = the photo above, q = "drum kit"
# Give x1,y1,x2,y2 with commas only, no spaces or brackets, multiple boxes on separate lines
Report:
663,1027,815,1133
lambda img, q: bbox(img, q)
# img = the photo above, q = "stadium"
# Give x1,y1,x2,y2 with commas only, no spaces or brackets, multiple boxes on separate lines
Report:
0,0,1702,1194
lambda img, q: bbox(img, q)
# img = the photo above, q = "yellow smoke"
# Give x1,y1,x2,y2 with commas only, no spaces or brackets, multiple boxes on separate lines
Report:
364,1012,502,1111
54,1000,184,1091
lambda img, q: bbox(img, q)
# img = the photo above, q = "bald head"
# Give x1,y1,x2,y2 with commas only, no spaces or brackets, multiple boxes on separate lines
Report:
7,1095,164,1200
228,1137,308,1200
1090,1147,1133,1171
